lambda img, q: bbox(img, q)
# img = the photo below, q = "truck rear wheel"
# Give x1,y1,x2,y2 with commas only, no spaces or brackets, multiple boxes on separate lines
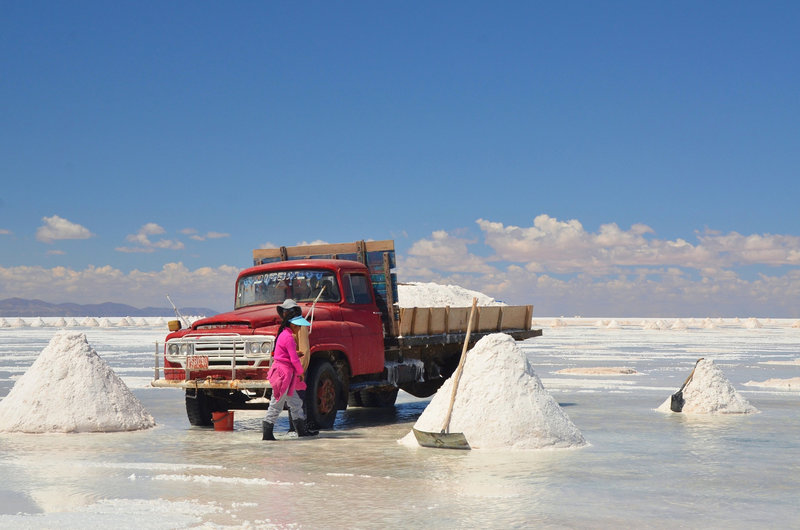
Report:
305,360,339,429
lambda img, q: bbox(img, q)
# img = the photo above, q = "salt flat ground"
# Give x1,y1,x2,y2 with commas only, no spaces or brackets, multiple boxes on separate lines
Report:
0,318,798,528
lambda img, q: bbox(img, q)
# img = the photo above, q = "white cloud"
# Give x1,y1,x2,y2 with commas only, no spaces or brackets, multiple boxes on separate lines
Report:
36,215,93,243
0,228,11,235
0,262,239,310
117,223,185,253
190,231,230,241
395,215,800,316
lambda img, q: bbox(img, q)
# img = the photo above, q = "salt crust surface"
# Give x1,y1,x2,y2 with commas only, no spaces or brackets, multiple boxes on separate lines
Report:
556,367,639,376
399,333,587,450
0,331,155,433
657,359,758,414
744,377,800,390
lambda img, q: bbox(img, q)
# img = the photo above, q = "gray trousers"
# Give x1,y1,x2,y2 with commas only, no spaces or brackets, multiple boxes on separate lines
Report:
264,390,305,424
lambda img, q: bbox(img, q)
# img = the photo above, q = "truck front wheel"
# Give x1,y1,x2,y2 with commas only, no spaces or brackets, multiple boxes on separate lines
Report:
305,360,339,430
185,389,227,427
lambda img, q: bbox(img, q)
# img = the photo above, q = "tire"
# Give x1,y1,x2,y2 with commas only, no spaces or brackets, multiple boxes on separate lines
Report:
185,389,212,426
359,387,399,408
348,391,364,407
185,389,228,427
305,360,339,429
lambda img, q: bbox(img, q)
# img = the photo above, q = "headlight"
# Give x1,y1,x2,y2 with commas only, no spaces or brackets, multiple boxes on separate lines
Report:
244,340,272,355
168,343,179,355
180,343,193,355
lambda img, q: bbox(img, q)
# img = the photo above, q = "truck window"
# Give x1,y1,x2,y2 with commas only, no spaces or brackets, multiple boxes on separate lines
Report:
235,269,340,308
343,273,372,305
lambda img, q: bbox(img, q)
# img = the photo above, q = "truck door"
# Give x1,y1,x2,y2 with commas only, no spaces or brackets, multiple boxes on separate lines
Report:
340,272,385,374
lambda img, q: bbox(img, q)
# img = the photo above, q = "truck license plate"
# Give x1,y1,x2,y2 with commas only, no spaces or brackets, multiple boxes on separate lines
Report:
187,355,209,370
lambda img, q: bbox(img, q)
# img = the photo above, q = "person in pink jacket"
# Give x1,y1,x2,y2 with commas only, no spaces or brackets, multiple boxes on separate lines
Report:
262,306,317,440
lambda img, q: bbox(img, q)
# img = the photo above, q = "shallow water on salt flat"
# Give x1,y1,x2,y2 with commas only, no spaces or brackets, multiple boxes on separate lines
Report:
1,320,799,528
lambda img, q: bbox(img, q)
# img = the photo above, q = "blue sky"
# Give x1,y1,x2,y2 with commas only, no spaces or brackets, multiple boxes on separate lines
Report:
1,2,798,317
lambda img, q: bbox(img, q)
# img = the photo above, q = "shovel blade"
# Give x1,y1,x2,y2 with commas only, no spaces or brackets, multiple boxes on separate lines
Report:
412,428,471,450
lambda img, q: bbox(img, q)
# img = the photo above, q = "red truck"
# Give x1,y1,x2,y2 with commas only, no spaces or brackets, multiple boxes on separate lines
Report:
152,240,541,429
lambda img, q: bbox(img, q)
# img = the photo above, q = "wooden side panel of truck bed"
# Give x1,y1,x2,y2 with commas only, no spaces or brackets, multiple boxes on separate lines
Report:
399,305,533,336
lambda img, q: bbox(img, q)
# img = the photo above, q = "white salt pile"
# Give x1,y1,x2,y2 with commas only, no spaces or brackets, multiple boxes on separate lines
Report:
657,359,758,414
0,331,155,433
399,333,587,450
397,282,504,308
743,318,763,329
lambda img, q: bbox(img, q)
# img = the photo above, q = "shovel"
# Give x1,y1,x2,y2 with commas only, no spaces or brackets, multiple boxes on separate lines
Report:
413,298,478,450
670,358,703,412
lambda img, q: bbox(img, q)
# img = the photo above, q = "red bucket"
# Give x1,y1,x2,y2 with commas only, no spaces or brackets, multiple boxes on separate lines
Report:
211,411,234,431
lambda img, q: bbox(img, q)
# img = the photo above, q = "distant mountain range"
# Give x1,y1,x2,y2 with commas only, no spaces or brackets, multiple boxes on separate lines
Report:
0,297,220,318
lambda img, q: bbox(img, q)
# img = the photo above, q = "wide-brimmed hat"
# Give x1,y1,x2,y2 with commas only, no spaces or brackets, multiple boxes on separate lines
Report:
289,315,311,327
277,299,301,319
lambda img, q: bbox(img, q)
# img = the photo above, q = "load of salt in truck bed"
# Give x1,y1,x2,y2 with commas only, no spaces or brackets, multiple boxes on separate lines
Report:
152,240,541,429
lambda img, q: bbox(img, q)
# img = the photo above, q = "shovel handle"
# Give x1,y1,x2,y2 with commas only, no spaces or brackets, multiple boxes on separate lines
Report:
678,357,704,392
441,297,478,434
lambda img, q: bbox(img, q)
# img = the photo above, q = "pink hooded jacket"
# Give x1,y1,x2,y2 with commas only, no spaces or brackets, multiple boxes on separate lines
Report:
267,328,305,400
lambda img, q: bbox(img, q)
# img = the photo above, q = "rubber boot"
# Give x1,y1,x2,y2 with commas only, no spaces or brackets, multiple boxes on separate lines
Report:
262,421,276,441
293,418,318,437
304,419,319,436
287,411,295,432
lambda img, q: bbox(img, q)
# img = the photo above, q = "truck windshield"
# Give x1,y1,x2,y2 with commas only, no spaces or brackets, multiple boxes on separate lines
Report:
235,269,341,309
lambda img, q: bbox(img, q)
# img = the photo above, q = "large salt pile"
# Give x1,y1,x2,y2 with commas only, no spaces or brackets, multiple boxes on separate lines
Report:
657,359,758,414
400,333,587,450
0,331,156,433
397,282,504,308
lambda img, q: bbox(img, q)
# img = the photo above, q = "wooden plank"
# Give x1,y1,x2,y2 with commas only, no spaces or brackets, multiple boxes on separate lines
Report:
411,308,430,336
382,252,399,337
447,307,470,332
253,240,395,263
498,305,530,330
397,304,534,336
476,306,502,332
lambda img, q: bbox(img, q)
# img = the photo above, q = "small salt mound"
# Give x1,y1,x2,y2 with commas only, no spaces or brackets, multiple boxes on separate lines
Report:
744,318,762,329
657,359,758,414
0,331,156,433
671,319,687,330
29,317,48,327
606,320,620,329
99,317,114,328
701,318,717,329
11,318,29,328
400,333,587,450
53,317,68,328
83,317,99,327
0,318,9,327
792,320,800,329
